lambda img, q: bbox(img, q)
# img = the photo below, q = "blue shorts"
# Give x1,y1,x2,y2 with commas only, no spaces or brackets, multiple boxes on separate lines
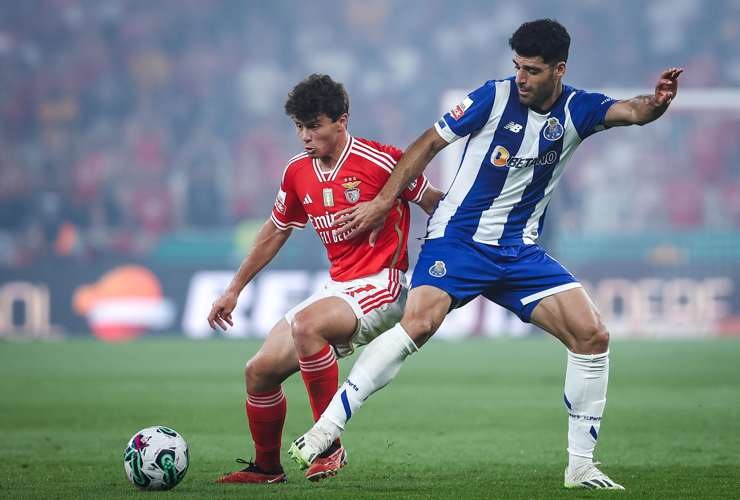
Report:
410,238,581,323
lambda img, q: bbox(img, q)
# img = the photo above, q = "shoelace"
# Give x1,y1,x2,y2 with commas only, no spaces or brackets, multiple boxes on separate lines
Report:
235,458,258,471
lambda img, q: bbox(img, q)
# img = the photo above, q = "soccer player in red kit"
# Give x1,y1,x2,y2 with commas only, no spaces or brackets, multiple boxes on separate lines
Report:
209,74,442,483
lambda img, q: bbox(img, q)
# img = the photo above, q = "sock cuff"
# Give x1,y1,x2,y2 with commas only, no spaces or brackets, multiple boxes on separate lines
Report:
567,349,609,363
392,323,419,355
247,387,285,408
299,344,337,373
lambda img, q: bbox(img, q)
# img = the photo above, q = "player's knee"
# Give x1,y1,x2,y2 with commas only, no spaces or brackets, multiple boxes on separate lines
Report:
401,314,438,347
572,321,610,354
244,356,269,390
290,310,319,343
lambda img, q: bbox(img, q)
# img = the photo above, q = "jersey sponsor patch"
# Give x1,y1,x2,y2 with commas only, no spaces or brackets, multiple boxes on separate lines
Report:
542,117,564,141
428,260,447,277
491,145,510,167
274,189,287,214
322,188,334,207
449,97,473,120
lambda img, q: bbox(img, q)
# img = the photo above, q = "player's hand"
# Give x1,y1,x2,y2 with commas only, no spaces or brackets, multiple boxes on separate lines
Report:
654,67,683,107
334,198,392,244
207,291,237,331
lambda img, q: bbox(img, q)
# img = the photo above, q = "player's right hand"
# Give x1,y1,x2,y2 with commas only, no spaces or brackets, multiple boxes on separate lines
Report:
334,198,391,243
208,291,237,331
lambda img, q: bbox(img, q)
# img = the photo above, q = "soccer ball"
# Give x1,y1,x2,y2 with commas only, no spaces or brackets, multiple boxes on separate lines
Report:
123,426,189,490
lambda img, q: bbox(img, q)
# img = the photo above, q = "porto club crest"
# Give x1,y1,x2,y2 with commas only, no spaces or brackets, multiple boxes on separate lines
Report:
428,260,447,278
542,117,564,141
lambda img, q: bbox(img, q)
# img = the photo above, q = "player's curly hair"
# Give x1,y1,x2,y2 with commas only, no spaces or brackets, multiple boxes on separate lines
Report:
509,19,570,64
284,74,349,123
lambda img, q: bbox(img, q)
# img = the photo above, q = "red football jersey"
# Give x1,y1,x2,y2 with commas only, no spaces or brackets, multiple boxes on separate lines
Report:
271,135,430,281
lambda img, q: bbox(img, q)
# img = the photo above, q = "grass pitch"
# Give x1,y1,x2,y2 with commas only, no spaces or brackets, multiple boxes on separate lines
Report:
1,337,738,499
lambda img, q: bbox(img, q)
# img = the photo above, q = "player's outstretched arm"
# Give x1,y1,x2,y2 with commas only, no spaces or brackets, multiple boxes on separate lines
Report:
605,67,683,126
207,218,292,330
335,127,448,239
604,68,683,127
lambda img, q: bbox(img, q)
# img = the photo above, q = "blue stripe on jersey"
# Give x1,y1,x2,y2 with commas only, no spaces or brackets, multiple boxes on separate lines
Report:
498,89,569,243
444,79,527,240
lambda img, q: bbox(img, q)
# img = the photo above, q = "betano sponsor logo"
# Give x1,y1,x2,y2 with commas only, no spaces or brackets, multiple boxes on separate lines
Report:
490,146,559,169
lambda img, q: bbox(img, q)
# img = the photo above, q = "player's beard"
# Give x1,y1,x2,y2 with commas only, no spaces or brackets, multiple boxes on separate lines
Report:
522,79,557,111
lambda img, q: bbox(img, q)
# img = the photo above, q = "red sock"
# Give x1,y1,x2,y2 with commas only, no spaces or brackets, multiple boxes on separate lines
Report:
246,388,286,472
299,344,339,422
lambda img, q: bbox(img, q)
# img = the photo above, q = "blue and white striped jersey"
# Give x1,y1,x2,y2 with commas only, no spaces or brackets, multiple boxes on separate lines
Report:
430,77,615,245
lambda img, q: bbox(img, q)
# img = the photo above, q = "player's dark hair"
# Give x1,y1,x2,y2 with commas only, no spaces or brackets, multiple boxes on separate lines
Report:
509,19,570,64
284,74,349,123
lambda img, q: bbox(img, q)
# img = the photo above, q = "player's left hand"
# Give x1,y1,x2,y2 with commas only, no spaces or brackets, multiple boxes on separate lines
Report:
654,67,683,107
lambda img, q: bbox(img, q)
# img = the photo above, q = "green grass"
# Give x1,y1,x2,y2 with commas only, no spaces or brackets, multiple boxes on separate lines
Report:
1,338,739,499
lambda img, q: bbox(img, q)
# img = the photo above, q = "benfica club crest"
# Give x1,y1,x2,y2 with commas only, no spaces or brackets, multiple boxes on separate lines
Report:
342,180,362,204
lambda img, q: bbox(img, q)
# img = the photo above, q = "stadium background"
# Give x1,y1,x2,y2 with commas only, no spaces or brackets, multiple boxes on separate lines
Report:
1,1,739,498
2,0,740,341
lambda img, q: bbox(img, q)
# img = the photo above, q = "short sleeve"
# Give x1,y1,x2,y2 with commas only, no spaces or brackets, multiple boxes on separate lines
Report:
401,174,430,204
569,90,617,139
270,165,308,231
434,81,496,144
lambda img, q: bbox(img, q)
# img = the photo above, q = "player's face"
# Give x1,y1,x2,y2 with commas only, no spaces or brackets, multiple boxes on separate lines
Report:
294,113,348,160
513,53,565,110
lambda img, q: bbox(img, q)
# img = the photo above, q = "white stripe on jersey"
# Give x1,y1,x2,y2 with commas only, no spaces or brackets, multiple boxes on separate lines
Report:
412,177,430,203
350,148,394,174
271,213,306,231
281,153,309,183
427,79,511,239
521,92,579,242
352,140,397,166
472,105,544,243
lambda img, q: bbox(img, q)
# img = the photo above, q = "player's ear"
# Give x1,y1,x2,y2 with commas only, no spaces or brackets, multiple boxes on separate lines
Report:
553,61,566,78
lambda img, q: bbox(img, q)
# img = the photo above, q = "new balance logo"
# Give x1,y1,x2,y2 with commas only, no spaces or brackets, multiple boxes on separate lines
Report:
504,121,523,133
303,194,313,205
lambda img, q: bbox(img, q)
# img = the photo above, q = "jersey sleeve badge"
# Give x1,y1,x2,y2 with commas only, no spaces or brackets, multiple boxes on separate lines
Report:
450,97,474,120
274,189,287,214
322,187,335,207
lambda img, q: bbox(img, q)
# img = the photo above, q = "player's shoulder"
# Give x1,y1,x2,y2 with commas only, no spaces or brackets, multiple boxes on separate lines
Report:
281,151,312,182
353,137,403,162
564,84,614,107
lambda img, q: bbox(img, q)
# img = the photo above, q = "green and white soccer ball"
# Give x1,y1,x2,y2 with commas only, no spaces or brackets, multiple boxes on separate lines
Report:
123,426,189,490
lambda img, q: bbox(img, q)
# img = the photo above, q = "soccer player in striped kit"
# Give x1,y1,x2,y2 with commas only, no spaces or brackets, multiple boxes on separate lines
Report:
209,74,442,483
290,20,682,490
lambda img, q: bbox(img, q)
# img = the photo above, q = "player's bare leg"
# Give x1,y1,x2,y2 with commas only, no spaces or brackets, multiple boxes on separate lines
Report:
289,286,450,467
530,287,624,490
217,319,298,484
290,297,358,481
291,297,358,358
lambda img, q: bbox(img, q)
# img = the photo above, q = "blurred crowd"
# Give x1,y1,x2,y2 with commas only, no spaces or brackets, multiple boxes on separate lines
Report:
1,0,739,266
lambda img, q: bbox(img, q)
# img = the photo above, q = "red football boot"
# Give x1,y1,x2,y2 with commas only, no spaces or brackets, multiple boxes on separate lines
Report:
304,443,348,482
216,459,287,484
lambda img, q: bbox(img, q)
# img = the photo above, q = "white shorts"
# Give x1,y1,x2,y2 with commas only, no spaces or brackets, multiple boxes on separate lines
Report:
284,268,407,358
